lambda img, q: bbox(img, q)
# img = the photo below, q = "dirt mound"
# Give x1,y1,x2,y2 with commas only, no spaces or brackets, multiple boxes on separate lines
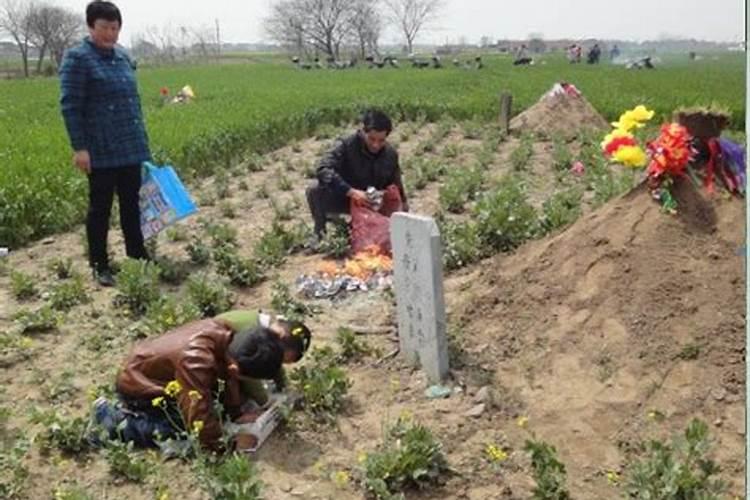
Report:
510,86,610,140
447,177,745,496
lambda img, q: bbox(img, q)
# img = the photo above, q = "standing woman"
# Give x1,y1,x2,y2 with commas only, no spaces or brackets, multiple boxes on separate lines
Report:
60,1,151,286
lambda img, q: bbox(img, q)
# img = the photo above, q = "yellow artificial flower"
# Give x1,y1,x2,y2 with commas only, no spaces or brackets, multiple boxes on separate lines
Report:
611,105,654,132
151,396,165,407
192,420,204,435
332,470,350,487
188,390,202,401
612,145,647,167
485,443,508,462
600,127,634,150
517,416,529,429
164,380,182,397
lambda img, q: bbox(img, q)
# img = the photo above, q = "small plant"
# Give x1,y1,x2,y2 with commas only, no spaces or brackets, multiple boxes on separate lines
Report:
474,176,539,252
104,439,151,483
219,201,237,219
442,143,461,159
204,222,238,249
48,275,89,311
14,305,59,334
165,225,189,242
270,198,295,222
214,172,231,199
10,271,37,301
539,188,583,233
114,259,161,316
31,409,92,456
334,327,370,363
47,257,74,279
186,237,212,266
155,255,190,285
277,171,293,191
461,119,483,140
318,219,350,258
270,280,319,321
361,415,449,499
0,433,30,500
289,346,351,423
438,218,484,271
246,153,265,173
256,183,270,199
198,192,216,206
525,437,571,500
197,452,264,500
254,221,308,268
143,296,201,335
511,134,534,171
51,484,94,500
238,179,250,191
438,165,484,214
186,273,235,317
552,137,573,171
213,245,264,287
626,418,726,499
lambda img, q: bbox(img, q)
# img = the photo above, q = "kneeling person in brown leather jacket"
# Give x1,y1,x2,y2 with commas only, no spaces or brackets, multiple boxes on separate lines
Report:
91,310,311,451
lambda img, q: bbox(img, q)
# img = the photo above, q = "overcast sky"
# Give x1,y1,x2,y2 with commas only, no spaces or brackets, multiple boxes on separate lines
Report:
52,0,745,45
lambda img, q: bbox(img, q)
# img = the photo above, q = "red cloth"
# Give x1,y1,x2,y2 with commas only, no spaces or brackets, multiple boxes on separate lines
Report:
349,185,403,256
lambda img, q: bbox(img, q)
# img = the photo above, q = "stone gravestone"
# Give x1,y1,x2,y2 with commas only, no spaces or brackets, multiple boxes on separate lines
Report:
390,213,449,383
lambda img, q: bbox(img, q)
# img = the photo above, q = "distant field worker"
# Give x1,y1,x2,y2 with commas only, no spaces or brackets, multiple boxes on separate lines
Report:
59,1,152,287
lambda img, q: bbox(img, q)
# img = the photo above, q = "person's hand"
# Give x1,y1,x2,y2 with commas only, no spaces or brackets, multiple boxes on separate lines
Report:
73,150,91,174
347,188,370,207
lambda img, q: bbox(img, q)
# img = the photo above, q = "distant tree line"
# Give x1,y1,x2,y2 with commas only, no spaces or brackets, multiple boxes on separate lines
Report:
264,0,444,59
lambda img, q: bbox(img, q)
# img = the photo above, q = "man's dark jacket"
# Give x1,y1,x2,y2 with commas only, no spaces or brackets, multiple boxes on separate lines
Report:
316,132,408,206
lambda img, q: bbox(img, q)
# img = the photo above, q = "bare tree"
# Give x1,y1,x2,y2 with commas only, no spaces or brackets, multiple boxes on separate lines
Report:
349,0,381,59
29,3,83,72
384,0,444,55
264,0,307,56
0,0,36,77
265,0,354,59
190,25,216,58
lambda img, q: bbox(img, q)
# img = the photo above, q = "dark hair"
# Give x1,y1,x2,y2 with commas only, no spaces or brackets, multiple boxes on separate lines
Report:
362,109,392,135
277,319,312,361
228,327,284,379
86,1,122,28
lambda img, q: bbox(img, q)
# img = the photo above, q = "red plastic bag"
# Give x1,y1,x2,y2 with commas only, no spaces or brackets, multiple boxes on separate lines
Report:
350,185,403,256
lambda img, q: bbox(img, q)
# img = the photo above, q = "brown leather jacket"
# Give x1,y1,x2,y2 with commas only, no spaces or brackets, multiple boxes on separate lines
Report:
116,318,245,450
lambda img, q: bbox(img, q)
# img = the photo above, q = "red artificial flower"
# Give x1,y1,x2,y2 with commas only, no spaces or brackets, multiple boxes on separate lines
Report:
160,86,169,96
603,135,637,156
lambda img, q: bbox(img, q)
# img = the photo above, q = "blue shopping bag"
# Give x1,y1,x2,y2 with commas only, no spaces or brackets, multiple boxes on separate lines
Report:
139,162,198,239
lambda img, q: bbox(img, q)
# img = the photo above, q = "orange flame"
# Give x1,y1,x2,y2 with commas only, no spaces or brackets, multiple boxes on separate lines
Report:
314,245,392,281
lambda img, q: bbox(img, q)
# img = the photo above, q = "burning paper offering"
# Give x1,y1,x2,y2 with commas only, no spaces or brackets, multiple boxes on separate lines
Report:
297,245,393,299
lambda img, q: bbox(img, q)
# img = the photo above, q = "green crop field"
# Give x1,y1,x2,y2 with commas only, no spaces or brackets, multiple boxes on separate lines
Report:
0,52,744,248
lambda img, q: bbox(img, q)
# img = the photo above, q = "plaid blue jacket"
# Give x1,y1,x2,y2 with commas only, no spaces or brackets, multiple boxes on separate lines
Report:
59,37,151,169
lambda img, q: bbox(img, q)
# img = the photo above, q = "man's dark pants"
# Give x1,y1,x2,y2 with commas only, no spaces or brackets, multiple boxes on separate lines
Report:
87,165,148,270
306,180,350,236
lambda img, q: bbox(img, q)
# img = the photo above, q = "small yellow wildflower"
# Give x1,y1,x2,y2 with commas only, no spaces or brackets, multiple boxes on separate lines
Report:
188,390,202,401
390,378,400,390
151,396,165,407
291,326,304,337
606,470,620,485
157,491,170,500
399,410,413,421
332,470,350,487
164,380,182,397
19,337,33,349
357,452,368,464
192,420,204,435
517,416,529,429
485,444,508,462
